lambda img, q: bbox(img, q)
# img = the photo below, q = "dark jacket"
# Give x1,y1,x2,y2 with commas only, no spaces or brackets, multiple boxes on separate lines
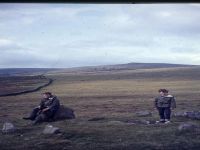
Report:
155,95,176,108
39,96,60,113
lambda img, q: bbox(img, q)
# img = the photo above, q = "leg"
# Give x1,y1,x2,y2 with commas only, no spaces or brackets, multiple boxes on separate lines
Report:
33,110,53,125
23,107,40,120
164,107,171,121
33,114,45,125
43,110,54,121
158,107,165,122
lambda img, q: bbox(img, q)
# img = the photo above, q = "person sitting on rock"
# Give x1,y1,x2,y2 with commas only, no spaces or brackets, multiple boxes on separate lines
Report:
23,92,60,125
154,89,176,124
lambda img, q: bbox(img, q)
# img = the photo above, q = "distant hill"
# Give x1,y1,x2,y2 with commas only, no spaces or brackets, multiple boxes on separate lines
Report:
0,68,59,77
61,62,196,73
0,63,197,76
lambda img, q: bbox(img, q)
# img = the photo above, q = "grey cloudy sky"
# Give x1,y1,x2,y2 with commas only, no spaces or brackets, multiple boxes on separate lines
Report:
0,4,200,68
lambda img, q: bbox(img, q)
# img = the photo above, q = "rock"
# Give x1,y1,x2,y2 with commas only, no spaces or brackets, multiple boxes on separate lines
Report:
173,111,186,117
135,120,150,125
107,121,126,125
24,137,30,141
178,122,199,132
148,120,157,125
195,112,200,120
184,111,200,120
2,122,15,133
135,111,152,117
53,105,75,120
184,111,196,119
174,111,200,120
124,120,136,125
43,124,60,134
124,119,152,125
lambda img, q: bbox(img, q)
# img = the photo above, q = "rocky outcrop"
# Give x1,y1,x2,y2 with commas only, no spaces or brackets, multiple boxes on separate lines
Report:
43,124,60,134
2,122,15,134
174,111,200,120
178,122,199,132
135,111,152,117
53,105,75,120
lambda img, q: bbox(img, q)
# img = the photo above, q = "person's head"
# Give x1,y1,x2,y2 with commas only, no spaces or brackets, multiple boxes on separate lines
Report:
158,89,169,96
42,92,52,99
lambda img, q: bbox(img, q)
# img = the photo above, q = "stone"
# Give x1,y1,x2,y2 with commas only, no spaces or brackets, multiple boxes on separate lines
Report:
135,111,152,117
195,112,200,120
134,120,150,125
24,137,30,141
184,111,200,120
178,122,199,132
174,111,200,120
173,111,186,117
107,121,126,125
53,105,75,120
148,120,157,125
184,111,196,119
43,124,60,134
2,122,15,133
124,119,152,125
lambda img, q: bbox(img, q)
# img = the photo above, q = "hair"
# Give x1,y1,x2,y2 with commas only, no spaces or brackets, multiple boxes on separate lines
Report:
158,89,169,93
42,92,52,96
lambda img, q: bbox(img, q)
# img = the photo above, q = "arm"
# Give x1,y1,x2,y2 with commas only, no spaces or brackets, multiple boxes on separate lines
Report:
42,107,50,112
154,98,158,109
171,97,176,109
38,99,45,109
46,97,60,112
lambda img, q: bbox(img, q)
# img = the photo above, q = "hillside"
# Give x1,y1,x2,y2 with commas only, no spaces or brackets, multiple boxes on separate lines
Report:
1,62,194,75
0,68,59,77
0,63,200,150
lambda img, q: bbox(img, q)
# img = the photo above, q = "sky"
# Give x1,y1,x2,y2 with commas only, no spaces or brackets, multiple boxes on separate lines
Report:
0,3,200,68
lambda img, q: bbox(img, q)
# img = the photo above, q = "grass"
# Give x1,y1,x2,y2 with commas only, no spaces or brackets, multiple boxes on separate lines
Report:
0,66,200,150
0,76,49,95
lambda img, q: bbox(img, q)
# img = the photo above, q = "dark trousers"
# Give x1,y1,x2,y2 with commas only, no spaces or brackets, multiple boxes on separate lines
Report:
157,107,171,120
29,107,54,124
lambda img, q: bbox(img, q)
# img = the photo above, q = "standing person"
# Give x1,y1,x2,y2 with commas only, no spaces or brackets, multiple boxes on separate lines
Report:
154,89,176,124
23,92,60,125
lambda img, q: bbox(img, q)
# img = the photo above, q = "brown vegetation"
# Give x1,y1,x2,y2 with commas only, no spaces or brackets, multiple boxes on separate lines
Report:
0,66,200,150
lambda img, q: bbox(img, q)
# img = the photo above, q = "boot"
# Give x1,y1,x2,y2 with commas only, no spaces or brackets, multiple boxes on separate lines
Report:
23,117,31,120
32,115,43,125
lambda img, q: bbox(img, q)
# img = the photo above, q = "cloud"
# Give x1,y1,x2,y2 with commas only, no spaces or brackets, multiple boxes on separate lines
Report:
0,38,57,68
101,4,200,37
0,38,23,51
170,47,200,53
0,4,200,68
0,4,98,27
0,38,13,46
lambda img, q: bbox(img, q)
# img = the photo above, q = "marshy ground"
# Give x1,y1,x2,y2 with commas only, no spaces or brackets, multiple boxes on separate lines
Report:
1,66,200,150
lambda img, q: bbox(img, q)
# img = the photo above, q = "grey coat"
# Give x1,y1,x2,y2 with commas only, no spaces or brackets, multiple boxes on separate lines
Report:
155,95,176,108
39,96,60,112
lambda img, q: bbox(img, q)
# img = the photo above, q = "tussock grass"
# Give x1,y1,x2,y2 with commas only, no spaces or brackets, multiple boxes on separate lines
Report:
0,67,200,150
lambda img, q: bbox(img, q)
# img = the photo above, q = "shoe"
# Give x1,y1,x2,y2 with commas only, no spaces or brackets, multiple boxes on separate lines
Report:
164,120,171,124
23,117,32,120
156,120,165,123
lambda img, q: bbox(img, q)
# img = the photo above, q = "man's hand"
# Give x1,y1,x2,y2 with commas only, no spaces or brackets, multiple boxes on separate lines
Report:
42,108,49,112
171,107,176,110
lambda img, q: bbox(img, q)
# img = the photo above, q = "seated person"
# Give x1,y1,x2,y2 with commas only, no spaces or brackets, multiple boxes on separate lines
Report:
23,92,60,125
